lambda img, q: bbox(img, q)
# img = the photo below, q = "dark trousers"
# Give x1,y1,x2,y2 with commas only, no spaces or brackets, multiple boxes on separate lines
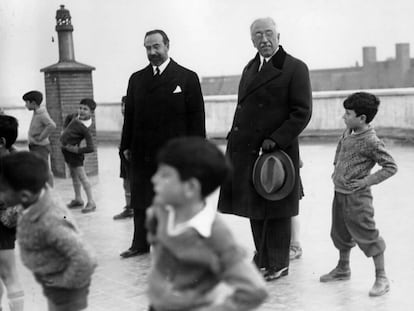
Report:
250,217,291,270
131,208,150,251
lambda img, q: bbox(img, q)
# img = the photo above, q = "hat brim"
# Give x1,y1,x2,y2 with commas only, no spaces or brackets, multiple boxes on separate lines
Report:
252,150,296,201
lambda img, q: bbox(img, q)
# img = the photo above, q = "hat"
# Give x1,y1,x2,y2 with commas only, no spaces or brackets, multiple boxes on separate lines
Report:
22,90,43,105
80,98,96,111
252,150,295,201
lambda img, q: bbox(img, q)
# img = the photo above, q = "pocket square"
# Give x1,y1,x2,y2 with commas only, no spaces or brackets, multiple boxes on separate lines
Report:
173,85,182,93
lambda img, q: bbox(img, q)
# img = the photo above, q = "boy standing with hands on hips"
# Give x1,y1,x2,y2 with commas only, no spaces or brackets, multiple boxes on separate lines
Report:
320,92,397,297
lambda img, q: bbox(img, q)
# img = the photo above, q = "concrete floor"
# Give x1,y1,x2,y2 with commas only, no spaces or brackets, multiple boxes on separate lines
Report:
6,141,414,311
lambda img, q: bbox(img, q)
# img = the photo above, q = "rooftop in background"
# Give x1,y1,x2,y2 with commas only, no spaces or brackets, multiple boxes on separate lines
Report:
201,43,414,95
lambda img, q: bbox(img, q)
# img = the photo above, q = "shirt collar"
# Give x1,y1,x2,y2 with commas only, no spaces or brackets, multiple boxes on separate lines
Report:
165,203,216,238
259,47,279,66
152,57,170,75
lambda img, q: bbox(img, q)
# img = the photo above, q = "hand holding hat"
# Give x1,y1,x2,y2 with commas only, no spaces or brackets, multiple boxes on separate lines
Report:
261,138,277,152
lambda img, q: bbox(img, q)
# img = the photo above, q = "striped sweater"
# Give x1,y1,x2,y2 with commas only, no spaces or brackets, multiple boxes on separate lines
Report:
332,127,397,193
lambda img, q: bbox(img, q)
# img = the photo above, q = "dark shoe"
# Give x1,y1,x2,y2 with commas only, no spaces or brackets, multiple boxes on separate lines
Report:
264,267,289,282
320,266,351,282
289,244,303,260
120,248,150,258
81,203,96,214
67,200,84,209
369,276,390,297
113,207,134,220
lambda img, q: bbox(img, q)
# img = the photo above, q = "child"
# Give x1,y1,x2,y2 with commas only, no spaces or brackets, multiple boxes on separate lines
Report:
113,96,133,220
320,92,397,297
0,115,24,311
60,98,97,213
0,151,97,311
22,90,56,186
146,137,268,311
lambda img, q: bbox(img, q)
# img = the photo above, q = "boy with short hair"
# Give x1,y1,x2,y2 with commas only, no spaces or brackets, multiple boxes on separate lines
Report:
22,90,56,186
0,151,97,311
146,137,268,311
60,98,97,213
0,115,24,311
320,92,397,297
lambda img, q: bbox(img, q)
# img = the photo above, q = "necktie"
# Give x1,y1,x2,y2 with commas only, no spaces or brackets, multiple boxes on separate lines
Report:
155,66,160,76
259,59,267,72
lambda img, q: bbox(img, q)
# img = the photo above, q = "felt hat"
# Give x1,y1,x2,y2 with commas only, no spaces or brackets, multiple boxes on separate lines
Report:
252,150,295,201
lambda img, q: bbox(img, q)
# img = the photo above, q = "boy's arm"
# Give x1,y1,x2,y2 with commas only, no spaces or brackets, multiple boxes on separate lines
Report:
364,140,397,186
43,219,97,288
37,114,56,141
76,127,95,154
350,139,398,191
204,219,267,311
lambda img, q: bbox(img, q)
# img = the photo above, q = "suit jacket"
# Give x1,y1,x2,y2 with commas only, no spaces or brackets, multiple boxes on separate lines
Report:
218,46,312,219
120,59,206,210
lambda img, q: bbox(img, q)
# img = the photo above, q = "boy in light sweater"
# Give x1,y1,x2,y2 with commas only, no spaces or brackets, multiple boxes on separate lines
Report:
0,151,97,311
320,92,397,297
23,90,56,186
146,137,267,311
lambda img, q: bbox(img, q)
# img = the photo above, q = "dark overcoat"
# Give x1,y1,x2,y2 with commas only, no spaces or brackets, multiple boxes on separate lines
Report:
218,46,312,220
120,59,206,211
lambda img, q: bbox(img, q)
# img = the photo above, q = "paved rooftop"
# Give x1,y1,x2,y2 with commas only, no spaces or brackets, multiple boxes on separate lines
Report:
8,141,414,311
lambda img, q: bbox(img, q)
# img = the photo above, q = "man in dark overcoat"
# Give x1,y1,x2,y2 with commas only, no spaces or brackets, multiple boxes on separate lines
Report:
120,29,206,258
218,17,312,280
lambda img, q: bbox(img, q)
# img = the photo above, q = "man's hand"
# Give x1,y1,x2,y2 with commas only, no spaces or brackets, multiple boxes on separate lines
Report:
348,179,367,191
261,139,277,152
123,149,131,161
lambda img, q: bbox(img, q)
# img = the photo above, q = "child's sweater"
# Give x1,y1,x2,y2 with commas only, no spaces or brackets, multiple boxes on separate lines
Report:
60,113,94,154
17,187,97,288
146,205,267,311
28,106,56,146
332,127,397,193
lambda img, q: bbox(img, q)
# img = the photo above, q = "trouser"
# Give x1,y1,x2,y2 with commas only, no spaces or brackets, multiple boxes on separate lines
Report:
331,190,385,257
131,208,150,251
250,217,291,270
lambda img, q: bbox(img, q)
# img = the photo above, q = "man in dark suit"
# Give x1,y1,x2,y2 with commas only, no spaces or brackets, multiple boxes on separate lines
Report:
120,29,206,258
218,17,312,280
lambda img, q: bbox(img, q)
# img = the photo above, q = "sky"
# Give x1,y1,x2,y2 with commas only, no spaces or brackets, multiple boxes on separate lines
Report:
1,0,414,104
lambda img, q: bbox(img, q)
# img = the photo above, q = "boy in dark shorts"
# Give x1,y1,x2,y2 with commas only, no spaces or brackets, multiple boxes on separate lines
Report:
146,137,267,311
0,115,24,311
0,151,97,311
60,98,97,213
320,92,397,297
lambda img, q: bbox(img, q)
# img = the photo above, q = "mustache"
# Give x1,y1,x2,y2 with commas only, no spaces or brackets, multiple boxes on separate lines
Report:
148,54,161,61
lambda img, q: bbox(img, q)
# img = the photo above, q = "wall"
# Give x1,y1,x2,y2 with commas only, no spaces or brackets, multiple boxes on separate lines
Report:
3,88,414,143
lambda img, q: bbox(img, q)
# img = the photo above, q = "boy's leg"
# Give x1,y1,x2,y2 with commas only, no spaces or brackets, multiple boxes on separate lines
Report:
29,144,54,187
340,190,389,296
113,178,133,220
320,192,353,282
0,250,24,311
369,252,389,296
290,215,302,260
75,166,96,213
69,167,83,204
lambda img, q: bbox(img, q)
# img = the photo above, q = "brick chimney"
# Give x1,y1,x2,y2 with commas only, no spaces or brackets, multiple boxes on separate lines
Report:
41,5,98,178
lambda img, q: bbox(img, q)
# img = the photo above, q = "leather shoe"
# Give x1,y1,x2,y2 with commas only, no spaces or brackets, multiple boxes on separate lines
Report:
120,248,149,258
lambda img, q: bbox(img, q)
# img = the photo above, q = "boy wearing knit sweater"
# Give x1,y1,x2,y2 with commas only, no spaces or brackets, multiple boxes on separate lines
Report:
60,98,97,213
320,92,397,297
0,151,97,311
146,137,267,311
